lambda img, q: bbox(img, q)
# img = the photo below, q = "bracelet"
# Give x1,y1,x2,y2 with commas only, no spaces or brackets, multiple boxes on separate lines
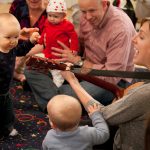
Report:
86,99,102,112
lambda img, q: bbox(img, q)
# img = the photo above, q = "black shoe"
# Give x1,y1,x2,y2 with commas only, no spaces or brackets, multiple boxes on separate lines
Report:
23,80,31,91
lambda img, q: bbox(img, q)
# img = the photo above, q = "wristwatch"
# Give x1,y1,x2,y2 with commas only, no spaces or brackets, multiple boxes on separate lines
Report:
75,58,84,67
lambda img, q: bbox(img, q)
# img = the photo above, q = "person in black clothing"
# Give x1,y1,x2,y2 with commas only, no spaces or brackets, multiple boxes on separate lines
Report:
9,0,48,82
0,13,40,139
113,0,137,27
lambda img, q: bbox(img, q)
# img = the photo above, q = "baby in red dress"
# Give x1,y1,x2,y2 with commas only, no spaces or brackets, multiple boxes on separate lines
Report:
38,0,79,87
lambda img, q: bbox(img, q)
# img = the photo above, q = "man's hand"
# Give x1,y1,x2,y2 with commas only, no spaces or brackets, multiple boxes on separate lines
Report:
80,60,93,74
20,27,39,40
51,40,80,63
51,40,93,74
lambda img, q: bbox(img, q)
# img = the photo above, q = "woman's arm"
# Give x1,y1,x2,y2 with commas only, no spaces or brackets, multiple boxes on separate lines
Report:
61,71,102,111
61,71,150,126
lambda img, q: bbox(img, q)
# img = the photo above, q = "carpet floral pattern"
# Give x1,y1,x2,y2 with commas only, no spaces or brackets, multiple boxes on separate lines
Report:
0,81,49,150
0,81,111,150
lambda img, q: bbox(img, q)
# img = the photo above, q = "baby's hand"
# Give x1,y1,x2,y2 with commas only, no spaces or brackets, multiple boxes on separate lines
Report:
30,32,40,44
87,103,100,116
20,27,39,40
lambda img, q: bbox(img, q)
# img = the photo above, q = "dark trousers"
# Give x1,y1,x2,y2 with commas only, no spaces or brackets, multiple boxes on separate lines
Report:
0,93,15,136
24,69,131,113
24,70,116,113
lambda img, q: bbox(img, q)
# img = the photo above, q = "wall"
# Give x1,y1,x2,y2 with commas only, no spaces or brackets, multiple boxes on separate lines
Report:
0,3,10,13
65,0,77,8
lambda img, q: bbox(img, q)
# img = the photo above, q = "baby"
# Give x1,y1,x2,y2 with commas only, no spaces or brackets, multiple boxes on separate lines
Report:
38,0,79,87
42,95,109,150
0,13,39,138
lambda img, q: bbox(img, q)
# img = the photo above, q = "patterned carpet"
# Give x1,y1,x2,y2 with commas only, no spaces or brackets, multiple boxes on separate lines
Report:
0,81,113,150
0,81,49,150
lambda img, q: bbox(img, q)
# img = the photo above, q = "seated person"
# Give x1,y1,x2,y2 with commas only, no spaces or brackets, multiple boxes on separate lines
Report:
9,0,47,82
24,0,136,113
61,17,150,150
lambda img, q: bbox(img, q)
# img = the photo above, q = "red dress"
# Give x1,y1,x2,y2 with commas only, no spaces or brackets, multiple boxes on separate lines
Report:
38,19,79,59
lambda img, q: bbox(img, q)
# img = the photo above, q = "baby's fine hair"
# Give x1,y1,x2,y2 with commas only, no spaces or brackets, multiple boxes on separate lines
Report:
0,13,20,28
47,95,82,131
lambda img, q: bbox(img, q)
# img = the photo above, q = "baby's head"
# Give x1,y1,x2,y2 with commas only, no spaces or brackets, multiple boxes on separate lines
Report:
47,95,82,131
46,0,67,24
0,13,21,53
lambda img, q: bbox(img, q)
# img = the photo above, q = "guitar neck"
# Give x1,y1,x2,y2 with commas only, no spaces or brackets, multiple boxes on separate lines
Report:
26,56,67,70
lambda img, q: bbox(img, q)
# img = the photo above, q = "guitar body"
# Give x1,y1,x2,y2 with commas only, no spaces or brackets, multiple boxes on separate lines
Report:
112,81,144,103
123,81,144,95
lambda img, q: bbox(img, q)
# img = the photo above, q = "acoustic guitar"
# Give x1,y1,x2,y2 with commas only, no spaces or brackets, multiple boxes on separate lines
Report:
26,56,144,100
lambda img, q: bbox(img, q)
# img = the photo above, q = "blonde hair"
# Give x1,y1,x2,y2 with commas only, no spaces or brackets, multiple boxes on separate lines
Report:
0,13,20,29
47,95,82,131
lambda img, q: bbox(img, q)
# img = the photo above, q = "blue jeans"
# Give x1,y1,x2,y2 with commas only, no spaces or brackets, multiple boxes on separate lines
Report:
25,70,128,113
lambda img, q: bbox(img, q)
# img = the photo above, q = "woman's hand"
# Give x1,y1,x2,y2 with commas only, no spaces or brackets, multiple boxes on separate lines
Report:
51,40,80,63
20,27,39,40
